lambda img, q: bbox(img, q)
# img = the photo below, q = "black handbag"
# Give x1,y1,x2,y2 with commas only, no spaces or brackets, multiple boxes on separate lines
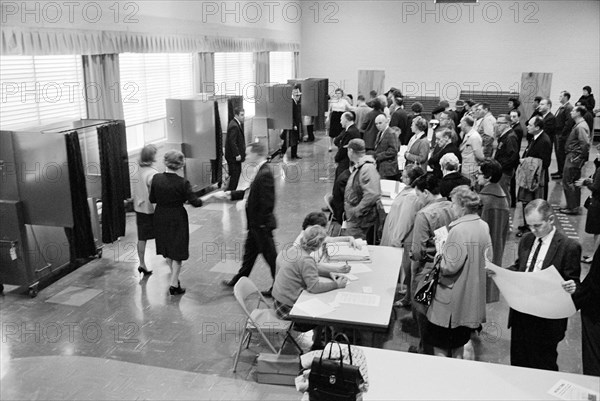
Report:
308,337,364,401
414,256,441,306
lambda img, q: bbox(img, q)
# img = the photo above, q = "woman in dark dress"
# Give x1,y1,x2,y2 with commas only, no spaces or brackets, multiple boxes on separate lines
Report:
149,150,203,295
326,88,352,151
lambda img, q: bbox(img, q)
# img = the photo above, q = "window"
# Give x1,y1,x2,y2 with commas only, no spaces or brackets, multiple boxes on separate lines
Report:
119,53,193,150
0,55,86,130
214,52,255,116
269,52,294,84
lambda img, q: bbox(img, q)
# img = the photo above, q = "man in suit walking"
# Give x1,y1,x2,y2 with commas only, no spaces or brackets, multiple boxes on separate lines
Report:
223,142,278,296
551,91,574,180
333,111,360,180
517,116,552,236
502,199,581,371
493,114,520,207
280,86,302,160
224,107,246,191
539,98,556,199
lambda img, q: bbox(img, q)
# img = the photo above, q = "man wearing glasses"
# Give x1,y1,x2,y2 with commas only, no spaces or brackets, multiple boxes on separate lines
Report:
493,114,520,207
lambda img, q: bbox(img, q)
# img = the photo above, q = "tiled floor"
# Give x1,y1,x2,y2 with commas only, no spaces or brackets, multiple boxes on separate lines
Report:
0,131,597,400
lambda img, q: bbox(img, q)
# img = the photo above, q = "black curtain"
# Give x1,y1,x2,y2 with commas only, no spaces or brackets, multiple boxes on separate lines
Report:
97,123,127,243
213,101,223,184
64,131,97,259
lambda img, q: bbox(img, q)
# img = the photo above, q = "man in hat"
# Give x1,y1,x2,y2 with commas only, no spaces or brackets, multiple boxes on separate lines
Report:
343,138,381,241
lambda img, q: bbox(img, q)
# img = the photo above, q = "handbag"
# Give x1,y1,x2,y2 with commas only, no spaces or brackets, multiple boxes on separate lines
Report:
414,256,441,306
308,335,364,401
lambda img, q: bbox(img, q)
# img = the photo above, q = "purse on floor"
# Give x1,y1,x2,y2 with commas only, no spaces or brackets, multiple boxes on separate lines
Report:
308,336,365,401
414,256,441,306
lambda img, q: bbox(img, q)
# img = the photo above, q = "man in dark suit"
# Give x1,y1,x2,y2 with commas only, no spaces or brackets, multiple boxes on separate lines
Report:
373,114,400,180
390,96,411,145
223,142,277,296
539,99,557,182
428,128,462,179
224,107,246,191
551,91,574,179
280,86,302,159
517,116,553,236
504,199,581,371
493,114,520,207
509,110,525,207
333,111,360,180
564,244,600,376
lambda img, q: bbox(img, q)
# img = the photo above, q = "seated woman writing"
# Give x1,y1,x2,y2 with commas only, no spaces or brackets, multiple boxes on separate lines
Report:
272,225,348,349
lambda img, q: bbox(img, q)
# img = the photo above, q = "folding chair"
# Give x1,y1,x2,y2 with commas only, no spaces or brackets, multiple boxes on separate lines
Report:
232,277,302,372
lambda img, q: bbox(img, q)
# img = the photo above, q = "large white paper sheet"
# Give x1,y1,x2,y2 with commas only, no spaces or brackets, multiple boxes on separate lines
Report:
326,243,371,262
486,261,577,319
293,298,336,318
548,379,599,401
334,292,381,307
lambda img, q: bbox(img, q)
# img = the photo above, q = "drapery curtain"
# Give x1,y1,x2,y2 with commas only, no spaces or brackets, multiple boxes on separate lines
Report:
97,122,128,243
82,54,124,120
253,51,270,85
293,51,300,79
1,26,300,55
193,52,215,94
64,131,97,259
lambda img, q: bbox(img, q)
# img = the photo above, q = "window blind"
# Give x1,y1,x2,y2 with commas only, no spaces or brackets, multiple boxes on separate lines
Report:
214,52,255,116
269,51,294,84
119,53,193,127
0,55,86,130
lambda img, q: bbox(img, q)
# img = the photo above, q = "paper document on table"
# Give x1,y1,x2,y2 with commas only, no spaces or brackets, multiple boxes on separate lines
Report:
548,379,599,401
335,292,381,307
434,226,449,254
338,273,358,281
293,298,336,318
486,261,577,319
380,179,399,198
349,263,372,274
398,145,408,171
327,243,371,262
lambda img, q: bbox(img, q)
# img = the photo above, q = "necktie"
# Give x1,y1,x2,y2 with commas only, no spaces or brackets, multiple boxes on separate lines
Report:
555,106,562,117
376,131,383,146
527,238,543,272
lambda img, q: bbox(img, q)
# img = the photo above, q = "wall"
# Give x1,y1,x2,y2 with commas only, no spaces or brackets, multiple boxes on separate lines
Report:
2,0,301,43
299,0,600,109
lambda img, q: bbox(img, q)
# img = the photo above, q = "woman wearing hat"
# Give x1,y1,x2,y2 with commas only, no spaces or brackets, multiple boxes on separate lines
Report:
150,150,204,295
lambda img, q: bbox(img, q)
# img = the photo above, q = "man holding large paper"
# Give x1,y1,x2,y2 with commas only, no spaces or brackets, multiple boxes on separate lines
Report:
499,199,581,371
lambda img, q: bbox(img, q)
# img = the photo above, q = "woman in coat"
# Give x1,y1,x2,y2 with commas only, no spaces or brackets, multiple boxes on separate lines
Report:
576,149,600,263
477,159,509,266
380,166,426,307
404,116,430,171
425,185,492,358
150,150,203,295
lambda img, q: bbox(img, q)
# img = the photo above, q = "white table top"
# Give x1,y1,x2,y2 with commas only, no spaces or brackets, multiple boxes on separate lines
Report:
360,347,600,400
289,246,402,329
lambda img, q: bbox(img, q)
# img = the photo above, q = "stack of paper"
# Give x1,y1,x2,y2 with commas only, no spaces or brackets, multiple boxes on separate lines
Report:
326,242,371,262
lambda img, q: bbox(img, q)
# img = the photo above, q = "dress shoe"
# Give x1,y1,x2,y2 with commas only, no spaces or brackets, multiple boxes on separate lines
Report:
582,256,593,263
291,155,302,160
137,266,153,277
169,281,186,296
559,207,580,215
261,289,272,298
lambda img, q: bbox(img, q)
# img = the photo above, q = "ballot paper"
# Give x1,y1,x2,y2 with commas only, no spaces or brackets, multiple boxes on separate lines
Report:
380,179,400,198
548,379,599,401
293,298,336,317
326,242,371,262
334,292,381,307
397,145,408,171
486,261,577,319
349,263,372,274
434,226,449,254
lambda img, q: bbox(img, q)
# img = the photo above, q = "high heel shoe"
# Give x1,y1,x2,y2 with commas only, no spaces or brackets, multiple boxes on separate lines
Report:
137,266,153,277
169,281,186,295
